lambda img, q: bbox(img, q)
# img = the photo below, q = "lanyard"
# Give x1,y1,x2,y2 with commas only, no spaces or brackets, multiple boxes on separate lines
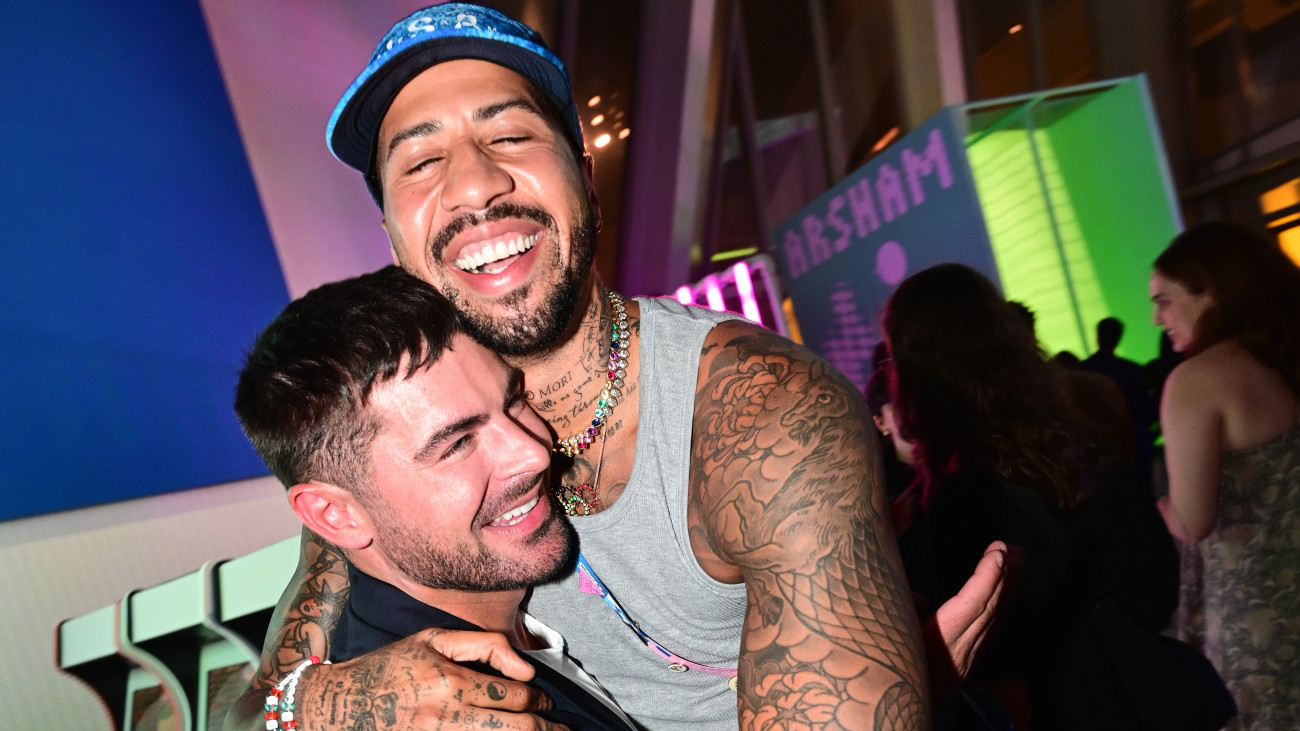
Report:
574,553,738,681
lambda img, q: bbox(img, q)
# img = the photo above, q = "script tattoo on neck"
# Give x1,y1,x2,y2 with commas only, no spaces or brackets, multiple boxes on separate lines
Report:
524,288,607,423
690,324,928,729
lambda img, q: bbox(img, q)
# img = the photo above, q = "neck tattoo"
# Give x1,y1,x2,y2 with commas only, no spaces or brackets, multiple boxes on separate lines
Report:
553,291,628,457
553,291,630,516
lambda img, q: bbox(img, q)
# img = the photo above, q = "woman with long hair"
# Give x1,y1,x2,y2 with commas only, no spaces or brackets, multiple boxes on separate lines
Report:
883,263,1178,730
1152,221,1300,731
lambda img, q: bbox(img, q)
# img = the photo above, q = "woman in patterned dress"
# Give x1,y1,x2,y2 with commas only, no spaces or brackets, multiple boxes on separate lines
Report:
1153,221,1300,731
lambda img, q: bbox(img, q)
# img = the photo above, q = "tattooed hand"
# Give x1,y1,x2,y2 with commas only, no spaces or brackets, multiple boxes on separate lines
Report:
224,529,562,731
293,628,559,731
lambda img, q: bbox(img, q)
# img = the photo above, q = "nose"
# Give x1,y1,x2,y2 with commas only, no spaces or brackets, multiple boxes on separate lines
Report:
499,410,552,481
440,142,513,213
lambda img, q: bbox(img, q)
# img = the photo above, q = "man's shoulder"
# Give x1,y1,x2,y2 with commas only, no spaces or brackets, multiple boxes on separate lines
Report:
697,317,823,372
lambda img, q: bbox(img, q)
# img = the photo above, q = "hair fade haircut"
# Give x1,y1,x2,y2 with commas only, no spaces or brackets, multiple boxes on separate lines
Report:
235,265,461,493
1155,221,1300,393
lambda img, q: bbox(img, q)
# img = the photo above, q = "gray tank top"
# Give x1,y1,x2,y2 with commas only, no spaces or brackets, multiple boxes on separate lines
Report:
527,297,748,730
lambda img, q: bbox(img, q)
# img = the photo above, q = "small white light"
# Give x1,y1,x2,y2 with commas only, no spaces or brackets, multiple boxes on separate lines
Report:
1009,24,1023,34
594,133,611,148
591,114,605,126
618,128,631,139
587,95,601,107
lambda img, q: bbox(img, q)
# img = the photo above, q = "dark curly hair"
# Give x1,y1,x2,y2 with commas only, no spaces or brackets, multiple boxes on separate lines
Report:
882,263,1084,510
1154,221,1300,394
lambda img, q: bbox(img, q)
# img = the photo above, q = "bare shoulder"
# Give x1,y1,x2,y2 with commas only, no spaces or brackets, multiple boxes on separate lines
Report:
1166,340,1285,409
1163,343,1234,403
690,314,896,593
1181,340,1300,450
698,317,821,367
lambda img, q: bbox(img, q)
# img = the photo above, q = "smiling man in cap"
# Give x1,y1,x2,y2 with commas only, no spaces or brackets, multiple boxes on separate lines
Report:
227,4,1003,730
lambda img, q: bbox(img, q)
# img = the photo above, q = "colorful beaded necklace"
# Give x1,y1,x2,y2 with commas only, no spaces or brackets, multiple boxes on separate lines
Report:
554,291,629,516
553,291,628,457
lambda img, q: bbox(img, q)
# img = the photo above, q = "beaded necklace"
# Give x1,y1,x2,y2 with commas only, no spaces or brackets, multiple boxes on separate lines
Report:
553,291,629,516
553,291,628,457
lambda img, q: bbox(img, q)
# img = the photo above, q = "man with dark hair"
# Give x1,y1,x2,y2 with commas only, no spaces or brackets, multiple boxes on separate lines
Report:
235,265,635,730
1082,316,1156,492
229,4,1005,729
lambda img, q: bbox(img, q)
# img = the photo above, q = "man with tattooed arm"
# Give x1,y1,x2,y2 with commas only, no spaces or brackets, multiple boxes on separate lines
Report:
228,4,1004,729
235,266,637,730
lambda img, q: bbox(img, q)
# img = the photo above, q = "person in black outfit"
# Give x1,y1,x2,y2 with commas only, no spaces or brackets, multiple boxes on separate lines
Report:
234,266,636,730
1080,317,1157,494
882,264,1181,731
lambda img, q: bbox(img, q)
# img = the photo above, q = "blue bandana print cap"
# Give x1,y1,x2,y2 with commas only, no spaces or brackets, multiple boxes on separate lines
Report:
327,3,583,200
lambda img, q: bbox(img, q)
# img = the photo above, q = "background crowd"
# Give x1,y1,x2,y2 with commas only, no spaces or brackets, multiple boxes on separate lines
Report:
866,221,1300,731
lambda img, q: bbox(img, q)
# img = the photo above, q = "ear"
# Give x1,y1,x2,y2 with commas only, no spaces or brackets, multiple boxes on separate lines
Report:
288,482,374,550
872,414,889,434
581,153,603,233
382,220,403,267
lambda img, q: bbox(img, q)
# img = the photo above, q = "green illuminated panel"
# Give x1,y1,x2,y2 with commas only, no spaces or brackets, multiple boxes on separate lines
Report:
964,78,1180,363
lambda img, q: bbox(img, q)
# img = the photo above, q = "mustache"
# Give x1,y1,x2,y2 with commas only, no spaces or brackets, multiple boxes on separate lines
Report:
477,470,546,526
428,202,557,261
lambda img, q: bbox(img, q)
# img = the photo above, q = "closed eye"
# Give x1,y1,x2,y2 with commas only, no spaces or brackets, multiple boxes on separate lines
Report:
405,156,443,175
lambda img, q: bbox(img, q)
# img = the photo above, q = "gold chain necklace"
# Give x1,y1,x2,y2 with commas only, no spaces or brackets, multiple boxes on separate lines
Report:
553,291,628,457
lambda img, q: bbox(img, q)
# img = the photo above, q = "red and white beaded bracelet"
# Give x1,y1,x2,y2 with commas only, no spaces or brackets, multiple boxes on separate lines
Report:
264,656,330,730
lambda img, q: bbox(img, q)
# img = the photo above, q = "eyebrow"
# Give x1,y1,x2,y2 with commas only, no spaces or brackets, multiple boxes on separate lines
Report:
410,366,526,463
413,411,485,463
381,96,545,166
384,120,441,165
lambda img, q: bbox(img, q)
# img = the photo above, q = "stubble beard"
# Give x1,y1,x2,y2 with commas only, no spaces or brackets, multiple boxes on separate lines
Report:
426,201,598,357
369,488,577,593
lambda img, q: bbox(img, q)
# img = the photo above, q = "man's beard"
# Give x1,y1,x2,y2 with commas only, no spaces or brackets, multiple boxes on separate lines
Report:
367,489,577,592
426,201,598,357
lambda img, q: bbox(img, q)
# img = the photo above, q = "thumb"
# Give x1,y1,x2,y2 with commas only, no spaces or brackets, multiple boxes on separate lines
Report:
422,628,537,681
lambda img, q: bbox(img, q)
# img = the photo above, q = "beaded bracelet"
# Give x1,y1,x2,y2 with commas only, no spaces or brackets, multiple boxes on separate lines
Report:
265,656,330,730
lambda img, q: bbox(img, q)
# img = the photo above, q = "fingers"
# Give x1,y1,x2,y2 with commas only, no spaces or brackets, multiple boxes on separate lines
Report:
935,541,1007,675
411,707,570,731
943,541,1006,639
425,628,537,681
417,629,552,713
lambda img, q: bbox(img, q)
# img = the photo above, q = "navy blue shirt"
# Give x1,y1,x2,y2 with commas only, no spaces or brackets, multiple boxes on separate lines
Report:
332,564,636,731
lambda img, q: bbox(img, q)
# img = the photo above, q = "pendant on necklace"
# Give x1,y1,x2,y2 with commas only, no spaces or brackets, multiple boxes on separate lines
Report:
556,483,600,516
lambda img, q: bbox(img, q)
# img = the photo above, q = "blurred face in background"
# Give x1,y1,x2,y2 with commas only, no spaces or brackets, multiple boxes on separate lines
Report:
1150,270,1214,353
873,402,915,465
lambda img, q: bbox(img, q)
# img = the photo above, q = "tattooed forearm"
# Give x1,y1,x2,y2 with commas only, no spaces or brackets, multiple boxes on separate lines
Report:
691,322,928,729
226,530,353,731
254,530,351,690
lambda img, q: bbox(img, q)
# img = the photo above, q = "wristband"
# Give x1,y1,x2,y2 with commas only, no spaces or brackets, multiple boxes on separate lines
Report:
265,656,330,730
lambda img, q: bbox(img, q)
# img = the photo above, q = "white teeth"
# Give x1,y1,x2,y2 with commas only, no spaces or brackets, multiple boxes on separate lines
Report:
490,495,539,527
454,233,538,273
